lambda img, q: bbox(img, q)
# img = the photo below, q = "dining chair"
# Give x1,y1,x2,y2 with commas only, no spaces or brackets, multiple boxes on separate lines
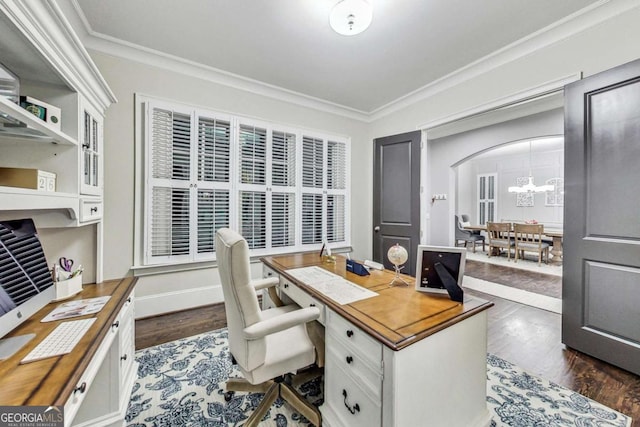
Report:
455,215,485,253
461,214,481,236
513,223,550,266
486,222,515,260
215,228,322,427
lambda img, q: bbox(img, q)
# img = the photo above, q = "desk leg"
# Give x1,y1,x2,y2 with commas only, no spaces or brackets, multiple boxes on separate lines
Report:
550,236,563,264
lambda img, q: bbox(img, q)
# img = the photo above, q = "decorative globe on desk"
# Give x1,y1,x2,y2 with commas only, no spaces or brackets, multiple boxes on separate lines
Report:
387,244,410,286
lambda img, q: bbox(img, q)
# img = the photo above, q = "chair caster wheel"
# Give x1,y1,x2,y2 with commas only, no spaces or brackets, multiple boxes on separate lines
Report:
224,391,234,402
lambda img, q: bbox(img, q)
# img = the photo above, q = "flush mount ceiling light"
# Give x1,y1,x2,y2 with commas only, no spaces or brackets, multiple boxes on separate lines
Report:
329,0,373,36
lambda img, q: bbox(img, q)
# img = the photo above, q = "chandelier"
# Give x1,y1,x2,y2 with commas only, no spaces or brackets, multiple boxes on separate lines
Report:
508,141,554,193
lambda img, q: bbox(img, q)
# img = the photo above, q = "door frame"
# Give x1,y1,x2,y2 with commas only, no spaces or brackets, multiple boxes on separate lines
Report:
417,74,580,246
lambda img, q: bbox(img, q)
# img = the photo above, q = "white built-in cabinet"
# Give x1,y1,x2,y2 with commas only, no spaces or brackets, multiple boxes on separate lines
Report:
0,2,114,223
0,1,115,279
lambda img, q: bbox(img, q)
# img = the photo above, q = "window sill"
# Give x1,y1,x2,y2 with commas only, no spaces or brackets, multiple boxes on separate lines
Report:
131,246,353,277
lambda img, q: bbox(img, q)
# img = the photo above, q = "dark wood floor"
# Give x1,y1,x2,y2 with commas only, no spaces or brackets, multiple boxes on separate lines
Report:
135,274,639,425
465,259,563,298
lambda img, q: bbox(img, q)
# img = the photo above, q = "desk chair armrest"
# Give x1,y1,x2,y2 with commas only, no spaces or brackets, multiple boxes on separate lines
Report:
244,307,320,340
251,277,280,291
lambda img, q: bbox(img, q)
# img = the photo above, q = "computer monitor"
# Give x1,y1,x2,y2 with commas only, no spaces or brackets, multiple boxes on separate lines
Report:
0,219,54,359
415,245,466,302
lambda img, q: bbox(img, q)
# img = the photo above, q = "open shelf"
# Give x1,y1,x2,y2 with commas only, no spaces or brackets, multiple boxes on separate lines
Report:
0,185,78,215
0,96,77,146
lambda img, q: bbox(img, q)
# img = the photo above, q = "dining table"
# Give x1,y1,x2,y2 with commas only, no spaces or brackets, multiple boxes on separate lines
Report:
463,224,563,264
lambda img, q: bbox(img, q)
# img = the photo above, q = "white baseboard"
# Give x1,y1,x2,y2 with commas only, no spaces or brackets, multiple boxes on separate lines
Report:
135,285,225,319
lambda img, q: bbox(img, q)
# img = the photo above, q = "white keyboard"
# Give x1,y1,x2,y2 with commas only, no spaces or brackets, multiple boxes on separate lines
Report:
21,318,96,364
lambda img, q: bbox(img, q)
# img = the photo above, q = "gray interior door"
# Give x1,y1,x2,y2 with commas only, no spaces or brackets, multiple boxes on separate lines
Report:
563,58,640,375
372,131,421,276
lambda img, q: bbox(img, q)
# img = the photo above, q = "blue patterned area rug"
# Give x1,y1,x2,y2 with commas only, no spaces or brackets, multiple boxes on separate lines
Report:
126,329,631,427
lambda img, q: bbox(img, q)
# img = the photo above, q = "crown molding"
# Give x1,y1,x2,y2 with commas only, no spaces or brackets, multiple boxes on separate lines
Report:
418,73,580,132
0,0,117,111
369,0,639,121
65,0,638,122
66,1,369,122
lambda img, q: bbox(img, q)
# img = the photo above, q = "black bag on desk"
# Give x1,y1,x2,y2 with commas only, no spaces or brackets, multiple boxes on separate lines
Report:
346,259,370,276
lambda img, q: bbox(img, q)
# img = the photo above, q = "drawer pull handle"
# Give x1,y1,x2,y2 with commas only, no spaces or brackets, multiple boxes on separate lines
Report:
346,356,353,364
121,354,128,361
284,283,289,288
90,206,98,213
267,272,272,276
127,297,132,303
112,320,120,329
346,330,354,338
342,389,360,414
310,303,316,307
74,382,87,395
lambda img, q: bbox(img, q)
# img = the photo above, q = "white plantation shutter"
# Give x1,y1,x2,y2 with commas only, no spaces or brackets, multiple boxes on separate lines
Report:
197,189,229,254
239,191,266,249
302,136,323,188
302,193,323,244
198,117,231,182
147,105,193,263
239,125,267,185
141,96,349,266
272,192,295,247
327,194,346,243
150,187,190,257
326,140,348,243
327,141,347,190
145,102,233,264
270,130,296,248
272,131,296,187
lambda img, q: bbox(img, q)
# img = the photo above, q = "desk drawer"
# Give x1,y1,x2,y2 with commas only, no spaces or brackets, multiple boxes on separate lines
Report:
325,355,382,427
79,198,102,222
326,336,382,400
327,309,381,365
281,279,325,325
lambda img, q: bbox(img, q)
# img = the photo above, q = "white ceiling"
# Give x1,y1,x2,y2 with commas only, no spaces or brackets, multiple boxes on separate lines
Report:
73,0,601,113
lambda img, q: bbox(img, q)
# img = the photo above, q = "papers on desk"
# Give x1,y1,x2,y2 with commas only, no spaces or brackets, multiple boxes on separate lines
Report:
42,296,111,322
286,266,378,305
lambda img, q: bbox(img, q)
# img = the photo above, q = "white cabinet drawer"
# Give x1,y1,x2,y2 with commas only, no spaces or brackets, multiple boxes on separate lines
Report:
326,333,382,399
79,198,102,222
281,279,325,325
327,309,381,365
324,356,382,427
64,317,118,426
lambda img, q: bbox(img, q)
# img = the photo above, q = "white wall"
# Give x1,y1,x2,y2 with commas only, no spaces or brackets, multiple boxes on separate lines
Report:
446,109,564,232
91,52,369,317
368,6,640,247
90,5,640,317
457,145,564,228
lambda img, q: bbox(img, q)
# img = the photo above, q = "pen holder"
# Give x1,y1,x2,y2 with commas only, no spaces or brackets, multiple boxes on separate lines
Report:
54,272,83,301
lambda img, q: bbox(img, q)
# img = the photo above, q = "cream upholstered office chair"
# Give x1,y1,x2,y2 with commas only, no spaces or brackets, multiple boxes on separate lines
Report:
215,228,322,427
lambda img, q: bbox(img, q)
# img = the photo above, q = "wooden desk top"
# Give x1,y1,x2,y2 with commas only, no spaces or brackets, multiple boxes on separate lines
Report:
0,277,136,406
261,254,493,351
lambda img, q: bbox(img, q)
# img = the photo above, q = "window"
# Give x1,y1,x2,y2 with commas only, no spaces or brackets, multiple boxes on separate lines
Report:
140,96,349,266
477,173,497,225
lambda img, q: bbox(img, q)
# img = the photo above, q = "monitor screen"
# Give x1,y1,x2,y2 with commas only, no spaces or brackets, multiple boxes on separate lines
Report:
0,219,54,359
415,245,466,302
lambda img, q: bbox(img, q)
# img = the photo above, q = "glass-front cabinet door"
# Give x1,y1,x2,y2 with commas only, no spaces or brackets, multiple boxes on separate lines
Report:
80,98,103,195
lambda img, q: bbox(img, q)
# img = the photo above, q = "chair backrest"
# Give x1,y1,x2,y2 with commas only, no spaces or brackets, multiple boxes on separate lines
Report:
215,228,265,371
514,223,544,247
454,215,471,239
487,222,511,241
460,214,471,223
